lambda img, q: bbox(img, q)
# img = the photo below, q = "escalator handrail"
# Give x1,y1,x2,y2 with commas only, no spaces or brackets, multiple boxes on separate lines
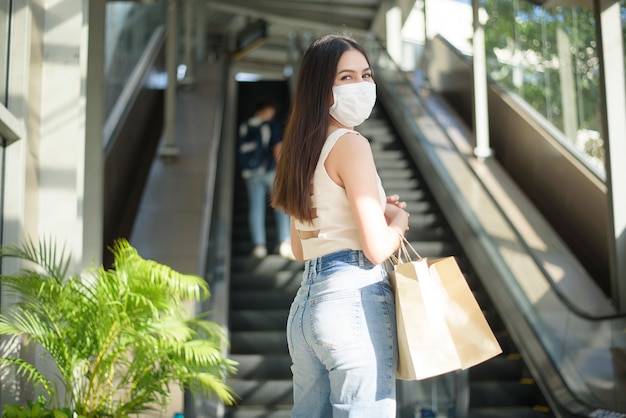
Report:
369,35,626,418
186,55,238,418
370,37,626,322
103,25,165,154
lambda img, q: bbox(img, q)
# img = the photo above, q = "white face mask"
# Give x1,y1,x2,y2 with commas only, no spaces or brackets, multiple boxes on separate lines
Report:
329,82,377,127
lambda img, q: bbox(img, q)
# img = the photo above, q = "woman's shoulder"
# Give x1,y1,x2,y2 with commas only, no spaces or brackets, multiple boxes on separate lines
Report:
328,128,368,145
327,130,372,164
334,130,369,150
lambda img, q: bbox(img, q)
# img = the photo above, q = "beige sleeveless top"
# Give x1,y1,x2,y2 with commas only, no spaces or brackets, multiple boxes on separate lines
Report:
295,128,387,260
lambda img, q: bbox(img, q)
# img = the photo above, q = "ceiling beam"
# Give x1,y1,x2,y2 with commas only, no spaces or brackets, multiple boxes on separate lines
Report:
206,0,373,33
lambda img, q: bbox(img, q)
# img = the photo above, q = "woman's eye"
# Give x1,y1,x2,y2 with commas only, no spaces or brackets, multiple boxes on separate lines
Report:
363,73,372,79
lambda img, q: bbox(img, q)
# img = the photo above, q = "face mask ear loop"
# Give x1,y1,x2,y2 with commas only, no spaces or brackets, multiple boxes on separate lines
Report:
329,87,339,113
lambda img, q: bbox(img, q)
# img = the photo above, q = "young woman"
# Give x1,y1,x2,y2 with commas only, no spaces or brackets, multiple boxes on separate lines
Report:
272,34,410,417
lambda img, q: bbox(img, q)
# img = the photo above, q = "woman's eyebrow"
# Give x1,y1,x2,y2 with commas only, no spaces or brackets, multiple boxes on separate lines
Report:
337,67,372,75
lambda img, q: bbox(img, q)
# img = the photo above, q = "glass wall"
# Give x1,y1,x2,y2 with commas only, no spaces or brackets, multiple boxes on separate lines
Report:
104,0,166,121
481,0,604,174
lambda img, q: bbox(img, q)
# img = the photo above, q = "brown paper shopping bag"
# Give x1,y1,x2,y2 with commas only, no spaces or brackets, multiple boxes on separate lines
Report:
389,258,463,380
388,239,502,381
428,256,502,369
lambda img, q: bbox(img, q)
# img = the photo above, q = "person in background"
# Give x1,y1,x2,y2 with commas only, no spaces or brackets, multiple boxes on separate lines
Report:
237,97,293,259
271,34,410,417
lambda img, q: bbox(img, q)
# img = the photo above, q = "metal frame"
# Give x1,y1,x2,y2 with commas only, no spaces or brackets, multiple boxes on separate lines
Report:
596,0,626,311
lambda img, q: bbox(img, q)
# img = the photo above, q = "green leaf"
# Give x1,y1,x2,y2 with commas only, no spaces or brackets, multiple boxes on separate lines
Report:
0,357,54,396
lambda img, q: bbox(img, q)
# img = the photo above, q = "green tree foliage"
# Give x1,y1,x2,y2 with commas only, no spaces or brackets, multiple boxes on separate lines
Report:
481,0,604,163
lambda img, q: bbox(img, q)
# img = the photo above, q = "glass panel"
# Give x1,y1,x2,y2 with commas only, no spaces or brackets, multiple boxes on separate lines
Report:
104,0,166,120
0,0,10,105
425,0,474,56
481,0,604,175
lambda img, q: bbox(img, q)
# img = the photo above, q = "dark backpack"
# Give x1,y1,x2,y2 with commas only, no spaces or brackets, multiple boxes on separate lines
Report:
237,121,270,171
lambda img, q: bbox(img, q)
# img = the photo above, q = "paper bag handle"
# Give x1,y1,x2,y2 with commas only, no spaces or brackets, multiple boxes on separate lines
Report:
390,235,422,264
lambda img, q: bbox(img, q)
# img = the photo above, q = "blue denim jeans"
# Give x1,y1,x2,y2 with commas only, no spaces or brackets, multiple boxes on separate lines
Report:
287,250,398,418
244,170,290,246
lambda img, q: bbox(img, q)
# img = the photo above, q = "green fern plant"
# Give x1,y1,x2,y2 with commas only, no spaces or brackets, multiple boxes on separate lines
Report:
0,238,237,417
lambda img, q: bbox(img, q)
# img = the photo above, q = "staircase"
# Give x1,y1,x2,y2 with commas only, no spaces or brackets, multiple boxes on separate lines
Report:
225,155,299,417
224,103,555,418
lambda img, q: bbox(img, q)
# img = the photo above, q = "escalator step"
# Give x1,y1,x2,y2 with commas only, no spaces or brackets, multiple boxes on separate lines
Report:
468,406,553,418
227,379,293,405
469,355,524,381
404,240,459,258
230,310,288,331
469,380,546,408
229,255,303,275
391,199,437,214
373,149,409,164
226,98,556,418
230,354,292,379
230,270,302,291
225,407,292,418
406,213,447,230
230,331,288,354
230,290,294,310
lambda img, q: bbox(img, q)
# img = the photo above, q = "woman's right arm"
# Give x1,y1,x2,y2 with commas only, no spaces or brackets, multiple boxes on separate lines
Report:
326,133,409,264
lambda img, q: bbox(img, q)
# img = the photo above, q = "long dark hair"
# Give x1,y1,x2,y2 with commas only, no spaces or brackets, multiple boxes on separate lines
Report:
272,34,370,222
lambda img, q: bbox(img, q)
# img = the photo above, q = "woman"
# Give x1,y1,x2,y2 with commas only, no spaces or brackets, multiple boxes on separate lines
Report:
272,34,410,417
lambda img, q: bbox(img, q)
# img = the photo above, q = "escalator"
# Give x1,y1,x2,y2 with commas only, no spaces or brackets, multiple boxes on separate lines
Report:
223,92,553,417
117,30,624,418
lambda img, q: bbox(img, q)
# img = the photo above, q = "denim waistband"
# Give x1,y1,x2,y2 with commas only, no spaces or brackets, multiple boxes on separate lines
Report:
304,249,375,276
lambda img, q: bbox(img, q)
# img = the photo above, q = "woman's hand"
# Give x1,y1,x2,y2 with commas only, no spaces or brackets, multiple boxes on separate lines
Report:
385,195,409,231
385,203,410,232
387,194,407,209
